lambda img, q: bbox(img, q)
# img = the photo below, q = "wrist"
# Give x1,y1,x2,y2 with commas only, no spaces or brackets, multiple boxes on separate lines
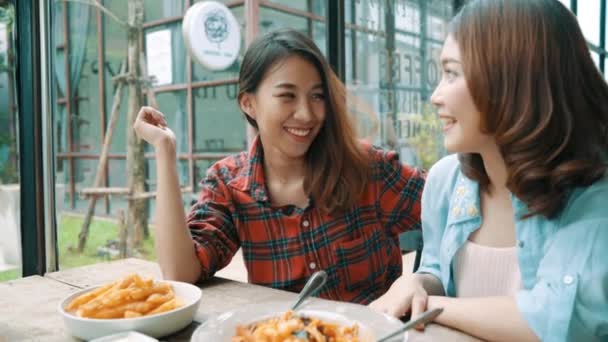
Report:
427,295,450,324
156,138,177,156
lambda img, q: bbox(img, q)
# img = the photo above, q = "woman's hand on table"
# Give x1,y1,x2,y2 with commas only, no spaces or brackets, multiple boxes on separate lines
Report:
369,273,430,330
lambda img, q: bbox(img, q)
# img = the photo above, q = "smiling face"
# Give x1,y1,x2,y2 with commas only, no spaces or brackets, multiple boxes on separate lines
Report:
240,55,326,160
431,35,493,154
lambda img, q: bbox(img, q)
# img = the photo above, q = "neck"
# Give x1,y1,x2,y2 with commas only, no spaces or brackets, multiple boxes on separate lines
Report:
479,143,509,194
263,146,306,185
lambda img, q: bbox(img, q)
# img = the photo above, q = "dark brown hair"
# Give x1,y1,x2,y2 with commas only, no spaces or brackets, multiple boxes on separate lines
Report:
238,29,369,213
451,0,608,218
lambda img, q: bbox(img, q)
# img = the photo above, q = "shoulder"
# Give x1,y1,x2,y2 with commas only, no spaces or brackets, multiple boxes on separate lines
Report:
424,154,461,196
361,142,422,178
543,174,608,273
559,173,608,226
361,141,397,164
204,151,250,186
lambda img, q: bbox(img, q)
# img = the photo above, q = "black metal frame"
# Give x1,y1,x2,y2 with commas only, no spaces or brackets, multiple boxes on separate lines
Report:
16,0,46,276
599,0,606,73
327,0,345,81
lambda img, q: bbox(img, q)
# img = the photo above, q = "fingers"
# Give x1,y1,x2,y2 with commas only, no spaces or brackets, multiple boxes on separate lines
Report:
411,293,428,331
369,297,410,319
137,106,167,128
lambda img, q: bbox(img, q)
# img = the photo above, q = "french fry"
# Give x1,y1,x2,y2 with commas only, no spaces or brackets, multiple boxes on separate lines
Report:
66,281,116,311
147,297,183,315
124,310,143,318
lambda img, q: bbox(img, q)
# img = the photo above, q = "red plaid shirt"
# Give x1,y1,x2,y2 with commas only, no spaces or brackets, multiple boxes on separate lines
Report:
187,137,424,304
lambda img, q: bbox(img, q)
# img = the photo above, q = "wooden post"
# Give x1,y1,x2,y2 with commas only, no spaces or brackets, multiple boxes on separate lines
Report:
140,51,156,239
77,61,127,253
126,0,147,254
117,209,127,258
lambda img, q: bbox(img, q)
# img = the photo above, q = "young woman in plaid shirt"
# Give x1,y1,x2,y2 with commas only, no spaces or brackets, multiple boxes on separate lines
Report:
134,29,425,304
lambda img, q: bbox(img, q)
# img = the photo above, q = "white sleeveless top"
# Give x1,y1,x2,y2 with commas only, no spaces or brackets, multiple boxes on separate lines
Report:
453,240,523,297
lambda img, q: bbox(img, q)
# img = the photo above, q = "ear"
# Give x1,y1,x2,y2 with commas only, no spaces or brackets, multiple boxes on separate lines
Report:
239,92,256,120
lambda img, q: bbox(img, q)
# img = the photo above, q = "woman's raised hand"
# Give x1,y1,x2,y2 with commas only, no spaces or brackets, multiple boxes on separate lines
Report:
133,106,176,149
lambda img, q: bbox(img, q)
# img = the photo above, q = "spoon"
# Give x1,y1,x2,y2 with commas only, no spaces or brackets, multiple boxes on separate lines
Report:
377,307,444,342
290,270,328,311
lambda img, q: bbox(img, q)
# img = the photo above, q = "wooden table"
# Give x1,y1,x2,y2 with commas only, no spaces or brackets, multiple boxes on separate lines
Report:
0,258,482,341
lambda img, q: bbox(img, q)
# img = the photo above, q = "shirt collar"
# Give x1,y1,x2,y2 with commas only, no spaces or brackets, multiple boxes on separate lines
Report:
232,135,269,202
447,170,532,225
447,172,481,225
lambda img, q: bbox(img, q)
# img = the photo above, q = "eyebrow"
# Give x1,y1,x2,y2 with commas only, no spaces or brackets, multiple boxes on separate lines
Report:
441,58,461,66
274,83,324,90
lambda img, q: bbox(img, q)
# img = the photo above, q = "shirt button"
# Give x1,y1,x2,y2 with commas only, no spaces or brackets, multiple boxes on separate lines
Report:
309,262,316,270
517,240,524,248
302,220,310,228
563,275,574,285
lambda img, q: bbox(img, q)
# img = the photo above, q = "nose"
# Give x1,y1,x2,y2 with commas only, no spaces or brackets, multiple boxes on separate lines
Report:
293,98,314,123
430,82,442,108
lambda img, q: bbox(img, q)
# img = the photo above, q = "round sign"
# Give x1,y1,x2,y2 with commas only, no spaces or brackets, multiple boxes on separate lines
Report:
182,1,241,71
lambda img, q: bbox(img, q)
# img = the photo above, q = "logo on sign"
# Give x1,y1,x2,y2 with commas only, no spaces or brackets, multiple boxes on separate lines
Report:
204,9,229,46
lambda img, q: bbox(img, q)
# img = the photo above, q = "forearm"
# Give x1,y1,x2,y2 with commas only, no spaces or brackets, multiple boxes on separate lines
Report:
428,296,539,342
154,142,202,283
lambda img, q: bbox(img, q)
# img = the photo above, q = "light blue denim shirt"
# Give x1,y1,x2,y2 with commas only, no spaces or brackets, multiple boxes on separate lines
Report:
417,155,608,342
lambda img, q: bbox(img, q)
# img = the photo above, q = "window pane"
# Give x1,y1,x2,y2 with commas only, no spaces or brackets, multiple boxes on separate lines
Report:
193,86,246,154
345,0,451,170
264,0,326,17
0,2,21,281
259,6,327,56
558,0,571,10
578,0,601,46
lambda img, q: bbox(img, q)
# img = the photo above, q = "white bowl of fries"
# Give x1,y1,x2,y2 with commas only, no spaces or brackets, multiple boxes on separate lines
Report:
58,274,201,340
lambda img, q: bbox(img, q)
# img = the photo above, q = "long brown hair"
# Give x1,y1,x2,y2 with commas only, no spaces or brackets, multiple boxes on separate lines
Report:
451,0,608,218
238,29,369,213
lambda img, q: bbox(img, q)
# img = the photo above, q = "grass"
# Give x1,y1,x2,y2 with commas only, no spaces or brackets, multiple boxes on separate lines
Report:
0,214,157,282
0,268,20,282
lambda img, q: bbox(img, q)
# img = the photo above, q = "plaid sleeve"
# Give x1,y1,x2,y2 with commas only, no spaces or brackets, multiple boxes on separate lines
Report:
376,149,425,237
187,167,240,281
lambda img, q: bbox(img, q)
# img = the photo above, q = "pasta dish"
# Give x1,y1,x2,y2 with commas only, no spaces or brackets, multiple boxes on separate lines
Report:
232,310,360,342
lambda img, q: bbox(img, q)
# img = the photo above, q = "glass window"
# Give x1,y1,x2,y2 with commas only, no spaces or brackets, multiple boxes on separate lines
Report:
53,1,162,270
193,86,246,154
259,6,327,55
605,0,608,48
0,2,20,281
264,0,326,17
578,0,601,46
558,0,571,10
144,0,184,22
345,0,451,170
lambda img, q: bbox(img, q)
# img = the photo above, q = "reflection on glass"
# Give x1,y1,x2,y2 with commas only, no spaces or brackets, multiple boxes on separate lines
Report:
264,0,326,16
52,1,254,272
345,0,451,170
193,86,246,154
0,2,20,281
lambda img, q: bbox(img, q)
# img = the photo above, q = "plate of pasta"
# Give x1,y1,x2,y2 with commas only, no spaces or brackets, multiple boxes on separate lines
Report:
191,300,404,342
58,274,202,340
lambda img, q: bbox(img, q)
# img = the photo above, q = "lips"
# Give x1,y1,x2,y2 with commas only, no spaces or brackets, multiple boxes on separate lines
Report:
439,115,457,132
285,127,312,137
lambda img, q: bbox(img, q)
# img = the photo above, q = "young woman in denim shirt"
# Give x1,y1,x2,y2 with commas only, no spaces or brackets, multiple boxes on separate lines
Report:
370,0,608,341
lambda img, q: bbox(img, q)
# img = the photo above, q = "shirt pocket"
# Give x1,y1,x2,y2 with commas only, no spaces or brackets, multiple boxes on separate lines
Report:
332,226,397,300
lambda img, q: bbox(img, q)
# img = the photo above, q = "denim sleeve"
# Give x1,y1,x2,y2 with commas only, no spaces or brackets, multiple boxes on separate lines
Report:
415,156,455,283
516,221,608,342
